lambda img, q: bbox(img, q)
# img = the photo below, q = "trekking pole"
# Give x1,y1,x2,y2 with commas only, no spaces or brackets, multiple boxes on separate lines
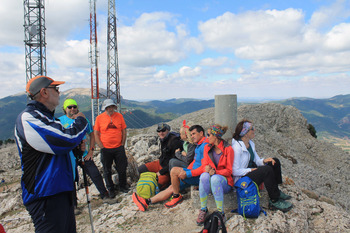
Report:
80,159,95,233
75,144,95,233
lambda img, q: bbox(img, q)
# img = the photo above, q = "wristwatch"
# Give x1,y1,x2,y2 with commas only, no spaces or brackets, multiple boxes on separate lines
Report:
90,147,95,151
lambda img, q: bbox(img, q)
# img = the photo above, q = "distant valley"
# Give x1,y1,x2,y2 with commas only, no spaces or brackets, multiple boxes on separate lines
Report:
1,89,349,151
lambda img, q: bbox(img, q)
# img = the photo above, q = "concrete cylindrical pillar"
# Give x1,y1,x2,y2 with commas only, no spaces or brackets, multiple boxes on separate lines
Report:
214,95,237,141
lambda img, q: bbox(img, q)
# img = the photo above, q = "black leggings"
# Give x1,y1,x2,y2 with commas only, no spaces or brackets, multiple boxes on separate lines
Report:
245,158,282,200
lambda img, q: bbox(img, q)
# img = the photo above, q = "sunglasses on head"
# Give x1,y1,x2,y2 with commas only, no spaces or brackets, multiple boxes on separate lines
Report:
67,105,77,109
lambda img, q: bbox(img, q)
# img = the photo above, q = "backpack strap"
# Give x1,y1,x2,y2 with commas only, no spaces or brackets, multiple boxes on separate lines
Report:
201,211,227,233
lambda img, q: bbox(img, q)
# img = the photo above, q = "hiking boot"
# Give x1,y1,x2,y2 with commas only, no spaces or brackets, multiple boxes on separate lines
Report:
132,192,148,211
269,199,293,212
196,209,208,226
108,189,116,198
74,207,82,215
164,194,183,208
119,185,130,193
279,190,292,200
102,196,119,205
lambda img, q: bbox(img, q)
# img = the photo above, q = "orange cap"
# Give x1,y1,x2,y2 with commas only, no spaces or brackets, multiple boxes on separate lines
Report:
26,75,65,97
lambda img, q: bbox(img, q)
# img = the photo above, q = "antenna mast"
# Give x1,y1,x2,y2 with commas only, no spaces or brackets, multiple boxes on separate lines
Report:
107,0,121,110
89,0,100,124
23,0,47,83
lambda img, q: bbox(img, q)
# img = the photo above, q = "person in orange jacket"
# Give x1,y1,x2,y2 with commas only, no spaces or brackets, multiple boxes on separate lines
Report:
195,124,234,226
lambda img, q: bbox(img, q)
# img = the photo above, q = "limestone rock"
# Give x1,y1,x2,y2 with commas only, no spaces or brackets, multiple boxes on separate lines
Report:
2,103,350,232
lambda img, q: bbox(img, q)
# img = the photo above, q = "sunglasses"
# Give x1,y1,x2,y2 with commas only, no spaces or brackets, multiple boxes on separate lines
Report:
47,86,59,92
67,105,77,109
157,129,167,133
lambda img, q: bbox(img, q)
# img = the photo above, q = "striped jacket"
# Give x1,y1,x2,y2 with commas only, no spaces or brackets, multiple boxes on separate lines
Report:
15,101,88,205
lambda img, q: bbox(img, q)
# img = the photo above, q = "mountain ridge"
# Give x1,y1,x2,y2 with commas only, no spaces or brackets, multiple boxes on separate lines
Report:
1,89,349,145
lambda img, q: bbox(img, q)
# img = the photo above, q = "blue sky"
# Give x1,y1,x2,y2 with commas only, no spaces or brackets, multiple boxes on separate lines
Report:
1,0,350,101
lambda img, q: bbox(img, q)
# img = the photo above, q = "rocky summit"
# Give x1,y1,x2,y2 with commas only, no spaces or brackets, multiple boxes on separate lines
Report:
1,103,350,232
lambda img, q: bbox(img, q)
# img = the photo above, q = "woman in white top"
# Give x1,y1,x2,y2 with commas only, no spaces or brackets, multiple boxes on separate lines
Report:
232,119,293,212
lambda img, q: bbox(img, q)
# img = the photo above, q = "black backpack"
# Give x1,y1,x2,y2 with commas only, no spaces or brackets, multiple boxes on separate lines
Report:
199,211,227,233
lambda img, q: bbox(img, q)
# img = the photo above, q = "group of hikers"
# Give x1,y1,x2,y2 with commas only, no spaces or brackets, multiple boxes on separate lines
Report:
14,75,293,233
132,120,293,225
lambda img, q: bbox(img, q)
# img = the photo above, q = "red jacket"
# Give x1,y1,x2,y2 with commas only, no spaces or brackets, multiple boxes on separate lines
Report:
192,140,234,187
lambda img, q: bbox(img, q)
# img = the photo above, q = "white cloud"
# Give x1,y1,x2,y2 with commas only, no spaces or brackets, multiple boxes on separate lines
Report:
199,57,228,67
0,53,26,97
308,0,350,30
324,23,350,51
1,1,350,101
118,12,203,67
216,67,235,75
0,1,23,46
118,12,185,66
45,0,90,42
198,9,305,57
49,40,90,68
174,66,201,78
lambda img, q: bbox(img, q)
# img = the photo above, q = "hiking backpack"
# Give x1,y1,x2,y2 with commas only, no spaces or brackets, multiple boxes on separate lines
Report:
234,176,266,219
136,172,159,199
200,211,227,233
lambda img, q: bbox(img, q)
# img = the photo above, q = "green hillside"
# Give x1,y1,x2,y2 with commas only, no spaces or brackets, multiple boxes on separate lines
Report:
0,92,214,140
2,90,349,143
277,94,350,138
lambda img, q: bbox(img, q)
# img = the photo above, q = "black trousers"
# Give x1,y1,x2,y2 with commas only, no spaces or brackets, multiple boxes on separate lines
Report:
245,158,282,200
26,192,76,233
101,146,128,191
84,159,108,198
72,159,109,207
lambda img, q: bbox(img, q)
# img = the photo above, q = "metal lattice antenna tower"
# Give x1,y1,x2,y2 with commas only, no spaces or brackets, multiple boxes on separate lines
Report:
107,0,121,111
23,0,47,83
89,0,100,124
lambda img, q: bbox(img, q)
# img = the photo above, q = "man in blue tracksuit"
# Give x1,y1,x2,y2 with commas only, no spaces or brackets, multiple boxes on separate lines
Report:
15,76,88,233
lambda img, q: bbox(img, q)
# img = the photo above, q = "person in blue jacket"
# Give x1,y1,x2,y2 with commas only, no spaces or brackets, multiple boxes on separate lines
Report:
15,76,88,233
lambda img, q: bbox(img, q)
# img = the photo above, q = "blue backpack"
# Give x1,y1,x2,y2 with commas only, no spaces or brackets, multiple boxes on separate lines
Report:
234,176,266,219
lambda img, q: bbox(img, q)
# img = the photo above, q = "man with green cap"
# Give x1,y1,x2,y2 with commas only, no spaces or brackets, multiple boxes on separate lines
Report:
59,98,116,205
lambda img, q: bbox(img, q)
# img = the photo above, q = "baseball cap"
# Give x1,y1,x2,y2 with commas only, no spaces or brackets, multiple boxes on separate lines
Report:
102,99,118,110
26,75,65,97
157,123,170,132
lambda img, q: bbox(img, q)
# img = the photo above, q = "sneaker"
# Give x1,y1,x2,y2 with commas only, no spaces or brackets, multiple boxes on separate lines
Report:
164,194,183,208
196,209,208,226
102,196,119,205
269,199,293,212
279,190,292,200
132,192,148,211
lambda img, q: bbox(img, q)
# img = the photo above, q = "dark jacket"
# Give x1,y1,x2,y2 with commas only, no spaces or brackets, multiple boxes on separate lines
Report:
174,141,196,165
159,132,183,175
